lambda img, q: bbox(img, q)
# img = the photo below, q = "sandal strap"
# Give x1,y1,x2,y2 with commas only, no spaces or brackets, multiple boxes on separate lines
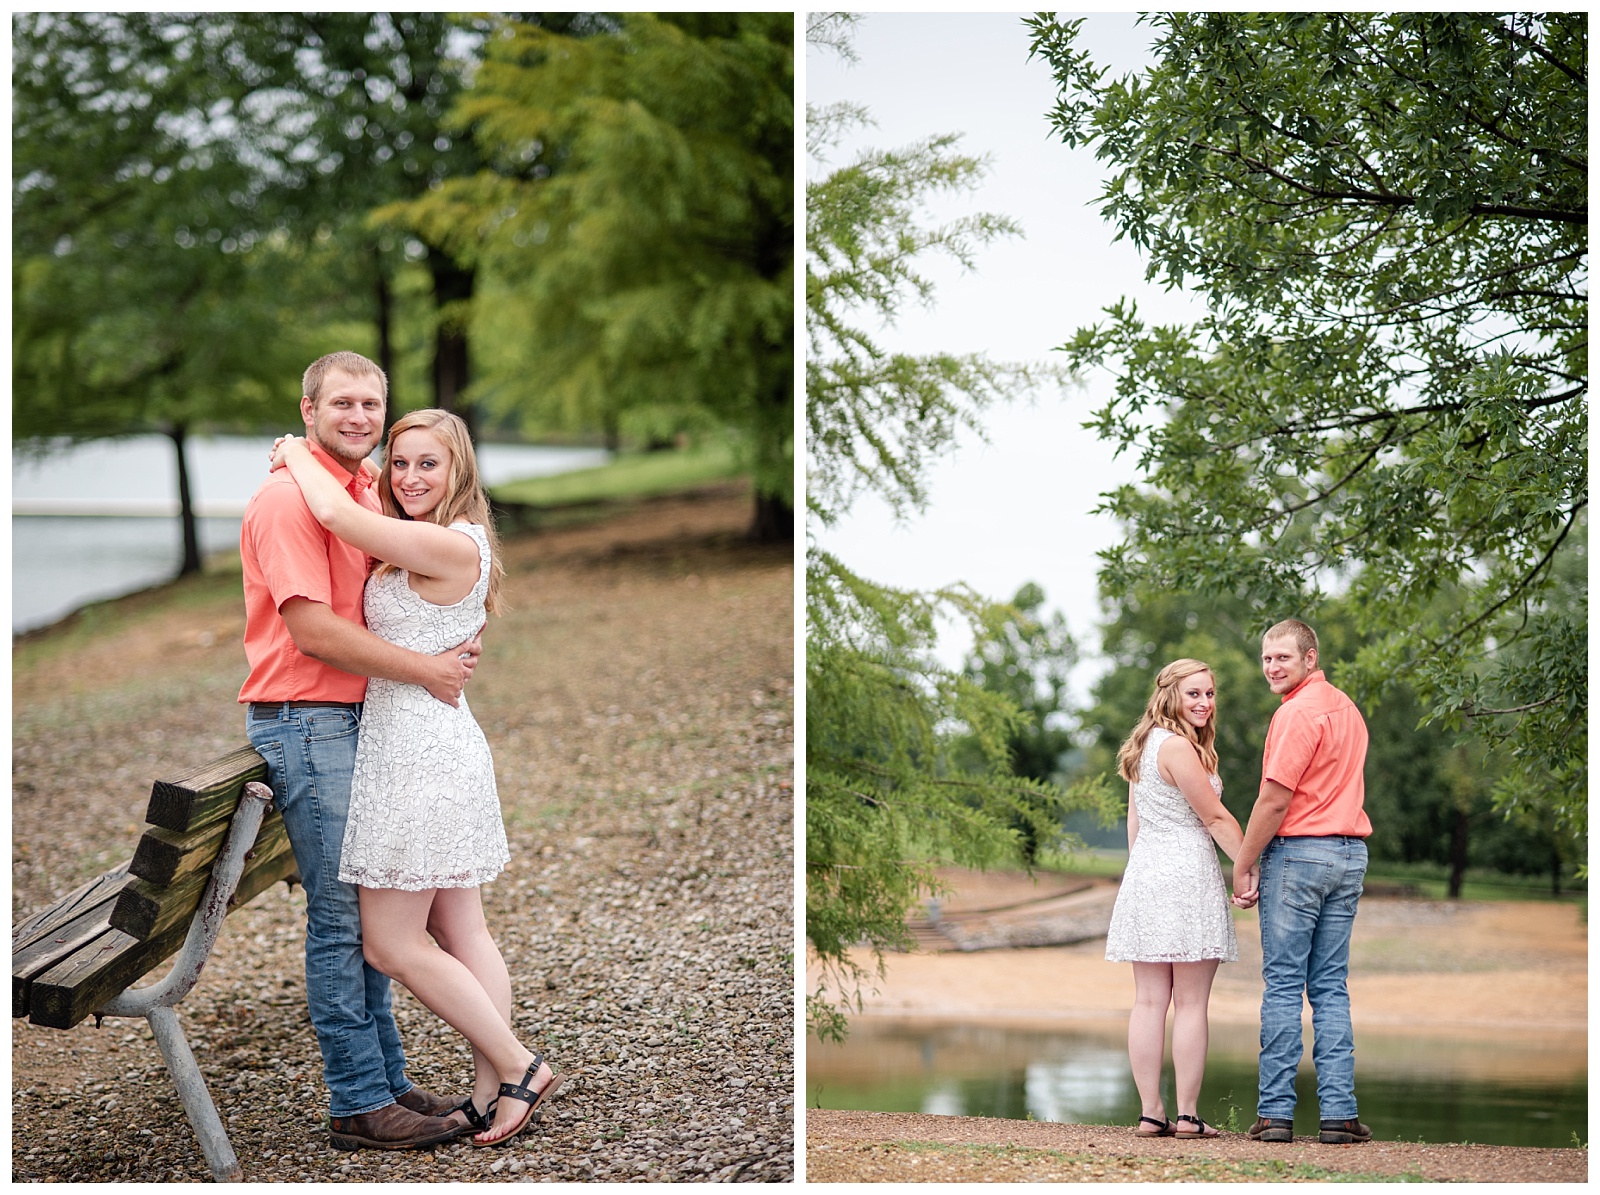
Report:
453,1096,489,1131
1139,1116,1169,1128
1176,1115,1205,1127
497,1053,545,1104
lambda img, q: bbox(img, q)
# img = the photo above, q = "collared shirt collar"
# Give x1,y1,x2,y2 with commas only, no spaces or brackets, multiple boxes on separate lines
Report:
304,438,375,496
1281,669,1326,703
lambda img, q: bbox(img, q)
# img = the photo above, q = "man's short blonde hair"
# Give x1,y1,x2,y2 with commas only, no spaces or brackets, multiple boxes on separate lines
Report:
1263,618,1318,657
303,351,388,408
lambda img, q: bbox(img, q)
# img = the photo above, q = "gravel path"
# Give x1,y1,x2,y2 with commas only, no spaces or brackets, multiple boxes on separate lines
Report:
12,486,795,1183
806,1110,1588,1183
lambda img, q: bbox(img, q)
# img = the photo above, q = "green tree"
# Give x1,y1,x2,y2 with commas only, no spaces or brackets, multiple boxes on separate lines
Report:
13,13,540,579
393,13,794,538
218,13,490,427
805,16,1100,1041
956,583,1083,864
163,12,554,434
13,13,344,575
1027,13,1586,838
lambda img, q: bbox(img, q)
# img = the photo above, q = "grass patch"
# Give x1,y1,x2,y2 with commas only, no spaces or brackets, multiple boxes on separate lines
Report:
1034,847,1129,880
490,440,741,507
1361,860,1584,902
1032,847,1583,905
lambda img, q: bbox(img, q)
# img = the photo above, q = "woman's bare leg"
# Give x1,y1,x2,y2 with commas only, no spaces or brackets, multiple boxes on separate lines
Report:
426,887,515,1124
1171,959,1220,1128
359,886,553,1141
1129,962,1173,1127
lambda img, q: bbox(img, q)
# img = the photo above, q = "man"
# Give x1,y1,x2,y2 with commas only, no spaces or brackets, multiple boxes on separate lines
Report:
1231,619,1372,1146
240,351,477,1151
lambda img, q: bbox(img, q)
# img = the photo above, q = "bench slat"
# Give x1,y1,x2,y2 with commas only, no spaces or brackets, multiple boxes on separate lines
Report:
13,897,125,1018
144,746,268,834
130,819,231,888
28,845,300,1029
27,923,188,1029
12,864,132,953
111,814,293,941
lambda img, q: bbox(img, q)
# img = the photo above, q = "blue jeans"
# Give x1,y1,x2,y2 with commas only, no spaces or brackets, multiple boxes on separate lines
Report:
247,704,412,1118
1256,834,1367,1122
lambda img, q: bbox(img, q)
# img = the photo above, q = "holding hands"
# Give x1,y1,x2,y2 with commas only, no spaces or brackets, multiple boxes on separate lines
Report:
1231,862,1260,909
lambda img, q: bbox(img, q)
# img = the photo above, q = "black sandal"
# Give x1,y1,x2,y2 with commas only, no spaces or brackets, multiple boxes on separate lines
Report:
473,1053,566,1148
1175,1114,1218,1139
449,1095,490,1136
1137,1115,1175,1137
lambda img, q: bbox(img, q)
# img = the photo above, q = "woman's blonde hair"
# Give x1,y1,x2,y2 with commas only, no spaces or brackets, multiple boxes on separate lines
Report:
1115,658,1219,783
372,409,505,615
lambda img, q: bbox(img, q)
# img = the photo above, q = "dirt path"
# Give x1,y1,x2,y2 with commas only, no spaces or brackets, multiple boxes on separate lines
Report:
13,485,794,1183
806,1109,1588,1183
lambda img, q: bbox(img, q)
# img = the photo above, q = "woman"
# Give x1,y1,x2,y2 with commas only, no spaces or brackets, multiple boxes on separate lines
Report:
272,409,563,1147
1103,658,1243,1140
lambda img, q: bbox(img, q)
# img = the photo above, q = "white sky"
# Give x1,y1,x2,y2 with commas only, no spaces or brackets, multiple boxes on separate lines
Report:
808,12,1208,699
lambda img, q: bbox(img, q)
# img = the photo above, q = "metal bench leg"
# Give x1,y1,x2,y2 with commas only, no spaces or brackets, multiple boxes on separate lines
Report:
98,782,273,1182
146,1004,242,1182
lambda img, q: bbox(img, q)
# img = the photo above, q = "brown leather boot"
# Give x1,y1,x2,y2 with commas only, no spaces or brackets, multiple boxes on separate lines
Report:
329,1102,462,1151
1319,1118,1373,1144
395,1086,464,1119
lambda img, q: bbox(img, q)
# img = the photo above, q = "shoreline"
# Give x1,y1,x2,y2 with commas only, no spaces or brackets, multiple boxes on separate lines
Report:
808,889,1587,1037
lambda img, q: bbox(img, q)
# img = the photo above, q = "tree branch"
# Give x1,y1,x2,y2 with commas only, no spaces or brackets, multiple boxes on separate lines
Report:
1196,138,1587,224
1434,502,1585,650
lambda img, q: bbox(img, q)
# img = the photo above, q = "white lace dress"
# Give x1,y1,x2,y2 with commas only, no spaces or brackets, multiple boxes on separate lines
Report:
339,521,510,890
1104,727,1238,963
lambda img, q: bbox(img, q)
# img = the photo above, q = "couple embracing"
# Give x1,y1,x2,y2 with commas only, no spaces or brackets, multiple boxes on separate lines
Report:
1104,620,1372,1145
238,351,564,1152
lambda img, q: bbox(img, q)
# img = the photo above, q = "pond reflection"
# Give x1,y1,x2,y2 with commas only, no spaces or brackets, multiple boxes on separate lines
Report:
807,1019,1586,1149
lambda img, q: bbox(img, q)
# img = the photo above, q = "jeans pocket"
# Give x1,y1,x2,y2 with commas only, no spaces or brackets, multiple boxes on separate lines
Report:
248,732,286,777
245,732,290,805
305,711,359,742
1277,856,1332,913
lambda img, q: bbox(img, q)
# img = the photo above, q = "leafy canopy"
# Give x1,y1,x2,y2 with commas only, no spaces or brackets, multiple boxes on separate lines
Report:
805,15,1087,1041
13,13,329,439
1026,12,1586,837
388,14,794,521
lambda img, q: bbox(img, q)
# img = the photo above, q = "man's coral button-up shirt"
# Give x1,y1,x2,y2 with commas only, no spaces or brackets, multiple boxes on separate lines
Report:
238,441,379,704
1261,669,1373,838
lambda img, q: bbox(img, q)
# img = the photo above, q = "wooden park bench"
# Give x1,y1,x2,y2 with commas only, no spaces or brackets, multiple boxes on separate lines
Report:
13,746,298,1182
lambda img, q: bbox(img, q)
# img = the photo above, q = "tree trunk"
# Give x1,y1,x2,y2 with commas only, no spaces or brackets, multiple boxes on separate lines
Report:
1551,842,1562,896
749,490,793,543
1447,806,1469,899
428,252,475,440
169,423,202,577
374,244,397,435
747,364,793,542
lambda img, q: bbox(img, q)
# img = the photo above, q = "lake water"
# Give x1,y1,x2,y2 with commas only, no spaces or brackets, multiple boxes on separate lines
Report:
807,1019,1587,1149
13,435,609,633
